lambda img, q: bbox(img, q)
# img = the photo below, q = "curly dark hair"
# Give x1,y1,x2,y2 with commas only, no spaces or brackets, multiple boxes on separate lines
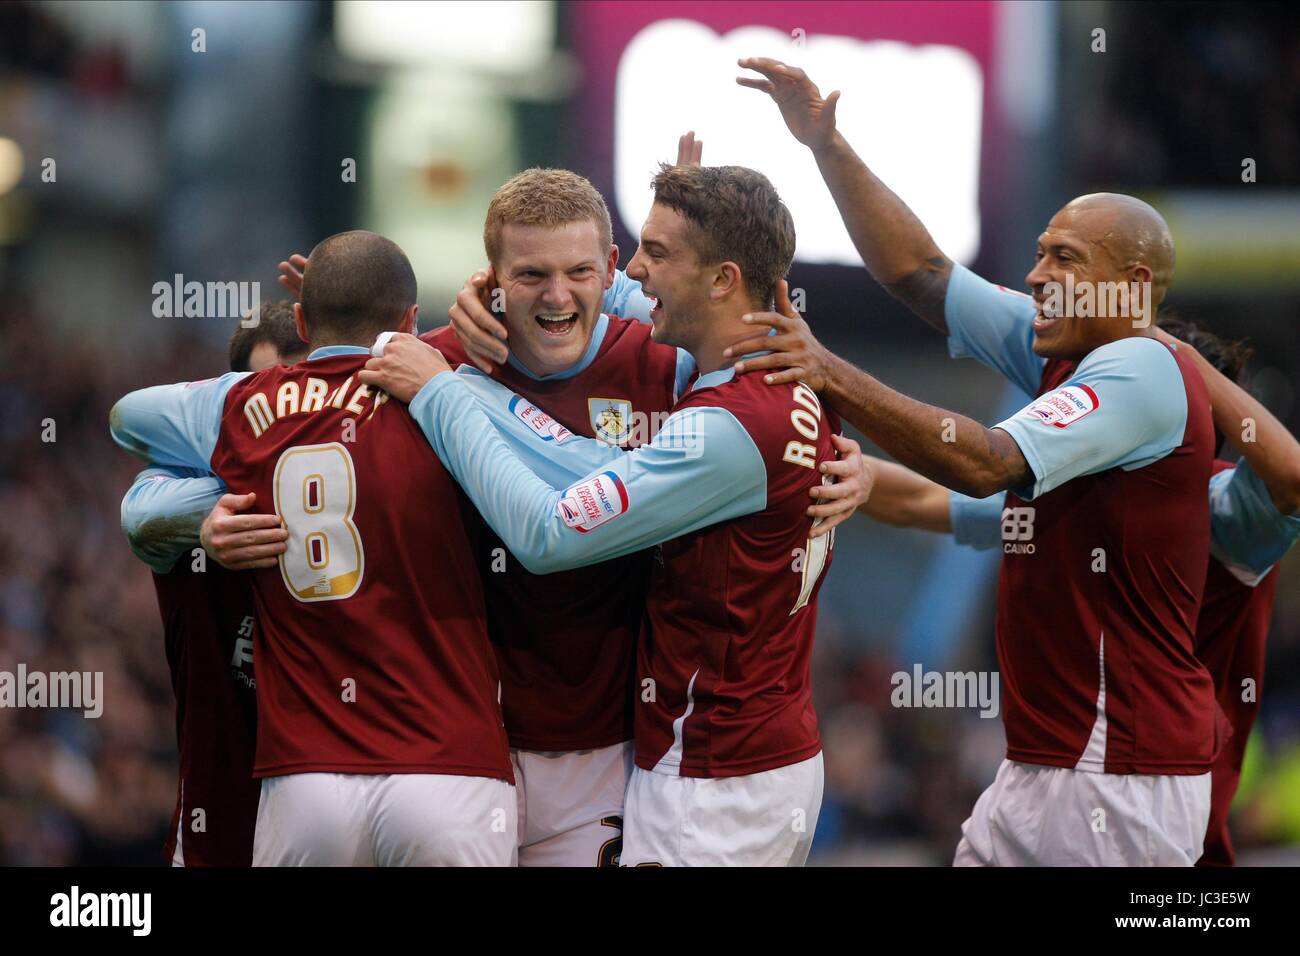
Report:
1157,312,1253,383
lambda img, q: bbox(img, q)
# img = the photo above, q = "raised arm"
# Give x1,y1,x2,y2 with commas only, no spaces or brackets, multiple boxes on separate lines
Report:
738,57,952,331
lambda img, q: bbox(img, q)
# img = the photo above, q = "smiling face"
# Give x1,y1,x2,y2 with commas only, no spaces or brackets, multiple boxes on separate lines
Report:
494,219,618,376
625,202,716,351
1024,206,1130,360
1025,194,1172,360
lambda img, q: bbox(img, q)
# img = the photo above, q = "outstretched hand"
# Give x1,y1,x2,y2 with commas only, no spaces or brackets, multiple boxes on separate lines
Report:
736,57,840,151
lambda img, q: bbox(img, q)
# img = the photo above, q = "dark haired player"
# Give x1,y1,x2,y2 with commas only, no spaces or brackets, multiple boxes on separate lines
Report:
112,232,515,866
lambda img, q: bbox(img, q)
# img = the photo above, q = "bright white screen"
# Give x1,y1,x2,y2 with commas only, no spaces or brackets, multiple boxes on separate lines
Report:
614,21,983,266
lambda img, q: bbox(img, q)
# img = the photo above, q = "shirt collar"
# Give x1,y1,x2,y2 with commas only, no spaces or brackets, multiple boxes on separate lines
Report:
690,349,772,392
307,345,372,361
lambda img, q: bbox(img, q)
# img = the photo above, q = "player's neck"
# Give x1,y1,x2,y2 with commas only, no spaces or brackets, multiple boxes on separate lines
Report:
691,334,735,376
693,315,767,375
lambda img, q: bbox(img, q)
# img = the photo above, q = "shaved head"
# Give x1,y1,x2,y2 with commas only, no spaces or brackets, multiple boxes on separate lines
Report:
299,230,417,346
1025,192,1179,359
1056,193,1176,306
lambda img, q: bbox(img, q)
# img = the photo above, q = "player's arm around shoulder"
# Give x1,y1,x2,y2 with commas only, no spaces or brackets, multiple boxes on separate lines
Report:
428,364,625,485
110,372,248,469
121,466,227,573
1208,460,1300,585
424,369,764,572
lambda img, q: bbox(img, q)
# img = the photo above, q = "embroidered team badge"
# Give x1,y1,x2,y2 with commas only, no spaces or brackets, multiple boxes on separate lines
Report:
588,397,633,445
509,395,573,443
1025,383,1099,428
557,471,629,533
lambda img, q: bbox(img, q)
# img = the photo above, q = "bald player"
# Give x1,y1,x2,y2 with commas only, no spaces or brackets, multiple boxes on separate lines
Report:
736,58,1219,865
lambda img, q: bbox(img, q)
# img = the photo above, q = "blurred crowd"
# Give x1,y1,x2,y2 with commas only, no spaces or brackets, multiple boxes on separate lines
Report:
1078,2,1300,187
0,294,216,864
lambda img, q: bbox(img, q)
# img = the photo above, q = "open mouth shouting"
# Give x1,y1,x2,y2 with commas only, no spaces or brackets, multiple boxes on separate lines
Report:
535,311,578,336
644,291,664,320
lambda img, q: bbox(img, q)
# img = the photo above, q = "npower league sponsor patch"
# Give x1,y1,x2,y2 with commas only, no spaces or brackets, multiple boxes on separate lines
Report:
509,395,574,443
1026,383,1099,428
557,471,629,533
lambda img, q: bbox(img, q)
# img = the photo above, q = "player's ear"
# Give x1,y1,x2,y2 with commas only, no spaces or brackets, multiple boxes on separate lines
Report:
605,244,620,288
398,304,418,334
293,302,308,343
711,261,743,303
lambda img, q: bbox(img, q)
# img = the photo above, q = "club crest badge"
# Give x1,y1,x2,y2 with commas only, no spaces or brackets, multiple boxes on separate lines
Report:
589,397,634,445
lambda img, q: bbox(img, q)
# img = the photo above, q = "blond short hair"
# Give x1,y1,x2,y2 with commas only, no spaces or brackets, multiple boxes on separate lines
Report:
484,168,613,265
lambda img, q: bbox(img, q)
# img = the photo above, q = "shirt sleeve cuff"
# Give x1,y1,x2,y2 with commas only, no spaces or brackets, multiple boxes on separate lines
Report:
950,492,1003,550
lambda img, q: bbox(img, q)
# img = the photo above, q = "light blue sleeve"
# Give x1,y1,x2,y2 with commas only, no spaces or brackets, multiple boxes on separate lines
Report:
408,372,768,574
994,337,1188,501
949,491,1005,551
449,366,626,486
945,262,1045,397
1208,461,1300,585
110,373,248,469
603,269,655,322
121,466,228,574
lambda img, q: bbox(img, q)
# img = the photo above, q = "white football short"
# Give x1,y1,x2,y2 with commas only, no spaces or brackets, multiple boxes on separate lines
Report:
954,758,1212,866
621,752,824,867
252,772,517,866
511,742,633,867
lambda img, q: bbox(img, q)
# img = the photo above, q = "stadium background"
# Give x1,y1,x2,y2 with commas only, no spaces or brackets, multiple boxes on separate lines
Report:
0,0,1297,865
